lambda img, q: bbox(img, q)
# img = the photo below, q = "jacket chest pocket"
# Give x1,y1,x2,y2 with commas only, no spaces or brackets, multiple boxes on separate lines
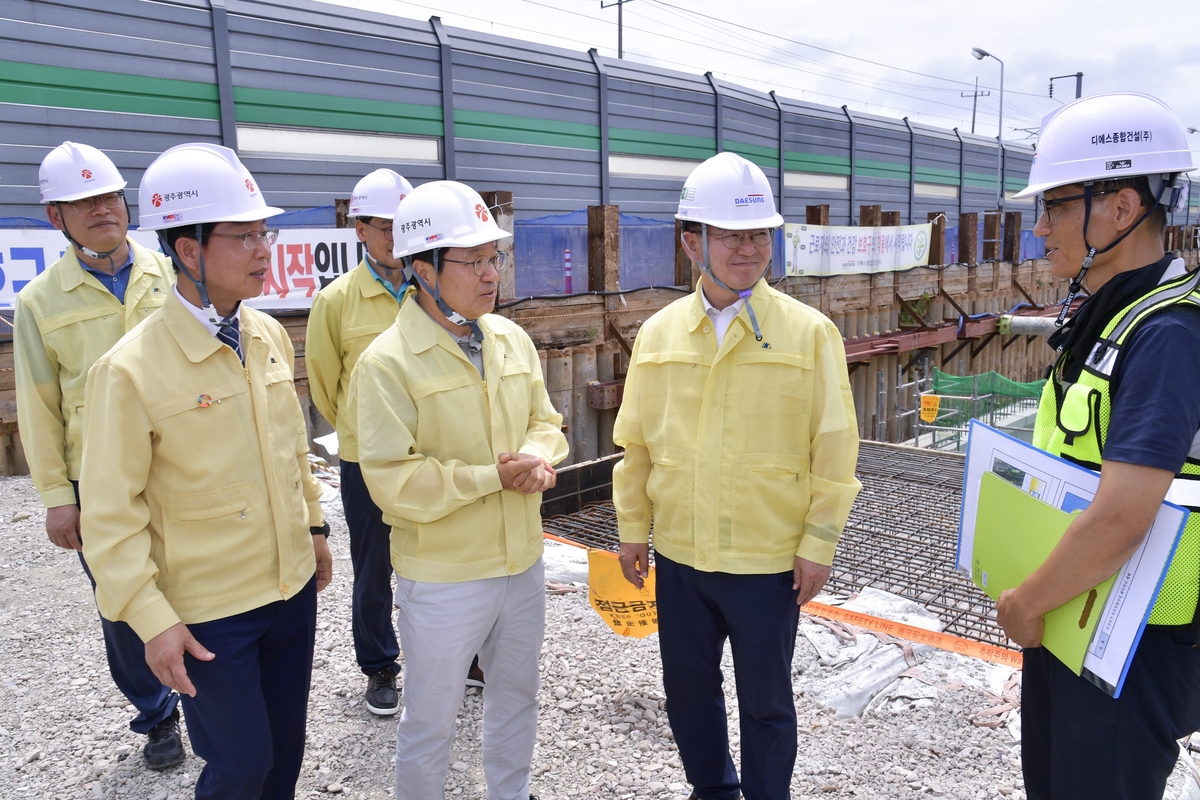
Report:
728,350,814,419
410,371,483,453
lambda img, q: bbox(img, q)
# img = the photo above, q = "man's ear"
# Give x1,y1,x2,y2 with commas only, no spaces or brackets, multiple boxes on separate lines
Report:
411,257,436,288
173,235,202,277
681,230,701,263
1110,186,1146,234
45,204,63,231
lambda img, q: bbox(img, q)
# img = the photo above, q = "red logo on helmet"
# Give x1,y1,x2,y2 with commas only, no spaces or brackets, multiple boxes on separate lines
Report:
245,179,256,193
81,169,93,180
474,204,489,222
151,193,163,207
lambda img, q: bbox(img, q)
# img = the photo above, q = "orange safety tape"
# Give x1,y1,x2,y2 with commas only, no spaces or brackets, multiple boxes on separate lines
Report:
801,601,1023,668
539,534,1022,668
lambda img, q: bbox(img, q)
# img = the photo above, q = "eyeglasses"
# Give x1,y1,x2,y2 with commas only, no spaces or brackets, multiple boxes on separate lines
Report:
208,229,280,249
1035,190,1117,224
443,251,509,276
359,217,393,239
61,191,124,214
709,229,774,249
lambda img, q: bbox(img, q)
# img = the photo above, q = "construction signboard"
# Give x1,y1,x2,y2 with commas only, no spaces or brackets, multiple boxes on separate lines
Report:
785,222,932,276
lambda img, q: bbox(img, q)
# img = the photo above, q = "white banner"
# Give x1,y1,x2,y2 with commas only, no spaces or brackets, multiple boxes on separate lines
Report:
0,228,365,310
784,222,932,276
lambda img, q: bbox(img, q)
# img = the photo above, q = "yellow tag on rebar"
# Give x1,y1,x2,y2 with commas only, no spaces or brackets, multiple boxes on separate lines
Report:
587,549,658,638
920,395,941,423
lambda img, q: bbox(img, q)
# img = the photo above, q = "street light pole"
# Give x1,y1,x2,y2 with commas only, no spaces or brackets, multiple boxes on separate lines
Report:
973,47,1005,213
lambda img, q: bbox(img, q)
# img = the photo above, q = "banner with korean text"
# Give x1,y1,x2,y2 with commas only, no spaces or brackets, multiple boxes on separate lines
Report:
0,228,365,310
784,222,932,276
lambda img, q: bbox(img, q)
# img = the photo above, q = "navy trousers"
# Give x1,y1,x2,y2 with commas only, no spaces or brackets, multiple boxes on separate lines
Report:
182,577,318,800
74,481,178,735
656,553,801,800
339,460,400,677
1022,625,1200,799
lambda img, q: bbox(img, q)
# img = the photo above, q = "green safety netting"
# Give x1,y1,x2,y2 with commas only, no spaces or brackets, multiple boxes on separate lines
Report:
931,368,1045,399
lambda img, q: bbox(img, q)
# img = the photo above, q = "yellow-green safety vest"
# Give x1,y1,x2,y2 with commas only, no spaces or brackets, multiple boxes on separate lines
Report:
1034,260,1200,626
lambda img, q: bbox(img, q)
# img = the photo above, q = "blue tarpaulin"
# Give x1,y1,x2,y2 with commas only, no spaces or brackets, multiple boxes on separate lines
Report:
514,210,677,295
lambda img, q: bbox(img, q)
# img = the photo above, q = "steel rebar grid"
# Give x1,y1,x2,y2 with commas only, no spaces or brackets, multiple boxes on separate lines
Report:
542,442,1013,650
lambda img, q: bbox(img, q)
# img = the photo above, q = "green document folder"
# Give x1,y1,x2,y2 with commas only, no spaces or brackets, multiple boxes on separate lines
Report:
972,471,1117,674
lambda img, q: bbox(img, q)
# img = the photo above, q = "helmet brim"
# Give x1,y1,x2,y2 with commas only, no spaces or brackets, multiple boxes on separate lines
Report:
673,212,784,230
138,206,286,231
43,180,129,204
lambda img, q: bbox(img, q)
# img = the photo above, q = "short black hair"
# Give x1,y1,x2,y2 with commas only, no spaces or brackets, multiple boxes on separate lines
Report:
408,247,447,275
160,223,218,271
681,221,703,235
1092,175,1167,233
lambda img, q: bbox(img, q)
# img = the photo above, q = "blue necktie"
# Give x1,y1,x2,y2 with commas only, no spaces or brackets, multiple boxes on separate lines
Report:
217,316,243,364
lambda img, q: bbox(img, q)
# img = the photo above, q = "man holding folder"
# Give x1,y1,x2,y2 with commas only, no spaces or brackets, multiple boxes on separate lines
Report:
997,93,1200,799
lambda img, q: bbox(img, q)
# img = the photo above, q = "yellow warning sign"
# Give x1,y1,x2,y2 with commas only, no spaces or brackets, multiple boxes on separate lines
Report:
587,549,658,638
920,394,941,423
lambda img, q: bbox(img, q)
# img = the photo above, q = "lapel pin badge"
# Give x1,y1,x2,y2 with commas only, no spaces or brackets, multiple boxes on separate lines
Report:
197,393,213,408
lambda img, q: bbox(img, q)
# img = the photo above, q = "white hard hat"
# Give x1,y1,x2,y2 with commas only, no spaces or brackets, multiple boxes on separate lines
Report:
137,143,283,231
675,152,784,230
349,169,414,219
39,141,127,203
392,180,511,260
1013,92,1195,199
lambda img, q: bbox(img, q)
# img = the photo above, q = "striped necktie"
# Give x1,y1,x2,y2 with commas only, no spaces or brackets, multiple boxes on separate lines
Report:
217,316,243,364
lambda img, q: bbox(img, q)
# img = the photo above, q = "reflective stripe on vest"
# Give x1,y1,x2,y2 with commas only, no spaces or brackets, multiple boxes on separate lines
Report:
1034,262,1200,625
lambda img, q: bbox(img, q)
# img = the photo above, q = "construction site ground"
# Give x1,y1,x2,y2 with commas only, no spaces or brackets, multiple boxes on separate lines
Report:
2,472,1198,800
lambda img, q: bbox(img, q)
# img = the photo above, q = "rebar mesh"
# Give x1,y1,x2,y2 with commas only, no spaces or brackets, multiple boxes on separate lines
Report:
542,442,1013,650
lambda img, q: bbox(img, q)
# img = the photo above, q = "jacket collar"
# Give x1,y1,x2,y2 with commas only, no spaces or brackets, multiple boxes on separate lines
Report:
162,291,242,364
686,276,772,334
57,237,166,293
398,290,500,364
353,258,393,300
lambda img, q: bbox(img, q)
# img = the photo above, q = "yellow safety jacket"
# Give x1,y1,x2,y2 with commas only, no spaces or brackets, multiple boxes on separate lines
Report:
305,259,404,462
1034,264,1200,625
348,294,569,583
80,294,324,642
613,278,861,573
13,239,174,508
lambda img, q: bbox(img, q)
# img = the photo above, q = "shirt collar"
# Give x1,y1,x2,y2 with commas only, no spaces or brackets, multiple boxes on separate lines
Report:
700,285,745,318
365,255,408,302
81,248,134,279
173,284,241,337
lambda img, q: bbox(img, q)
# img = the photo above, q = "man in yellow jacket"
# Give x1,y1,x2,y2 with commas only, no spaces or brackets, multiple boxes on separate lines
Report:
306,168,413,716
614,153,861,800
12,141,182,769
347,180,568,800
79,143,332,800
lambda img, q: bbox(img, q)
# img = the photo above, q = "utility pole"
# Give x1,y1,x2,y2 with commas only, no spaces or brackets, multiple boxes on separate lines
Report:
961,77,990,135
599,0,633,59
1049,72,1084,99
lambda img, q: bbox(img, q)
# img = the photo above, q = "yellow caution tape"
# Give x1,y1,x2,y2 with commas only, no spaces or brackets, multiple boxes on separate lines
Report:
801,601,1023,668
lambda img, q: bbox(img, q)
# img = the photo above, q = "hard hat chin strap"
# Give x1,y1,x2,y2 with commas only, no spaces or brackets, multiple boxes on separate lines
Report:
158,224,222,326
404,252,484,342
692,222,770,342
1055,180,1168,328
56,193,132,273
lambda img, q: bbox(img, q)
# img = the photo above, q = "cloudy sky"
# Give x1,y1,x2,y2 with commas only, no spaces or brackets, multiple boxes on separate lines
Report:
327,0,1200,159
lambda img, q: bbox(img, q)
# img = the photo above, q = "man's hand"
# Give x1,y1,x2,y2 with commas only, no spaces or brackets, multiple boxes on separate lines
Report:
497,452,543,493
313,535,333,592
996,587,1044,648
618,543,650,590
793,557,832,607
46,504,82,551
145,623,214,697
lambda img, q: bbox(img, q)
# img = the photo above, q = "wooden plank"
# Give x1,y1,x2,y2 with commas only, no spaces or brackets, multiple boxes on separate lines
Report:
958,212,978,265
928,211,947,266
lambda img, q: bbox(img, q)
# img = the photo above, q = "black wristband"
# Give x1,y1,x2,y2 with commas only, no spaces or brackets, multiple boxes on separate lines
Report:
310,521,330,538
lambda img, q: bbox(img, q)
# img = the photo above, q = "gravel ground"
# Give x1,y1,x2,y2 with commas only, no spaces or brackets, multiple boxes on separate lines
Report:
0,471,1195,800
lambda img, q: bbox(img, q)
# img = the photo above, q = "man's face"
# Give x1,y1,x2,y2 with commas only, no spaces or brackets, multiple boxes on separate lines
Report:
1033,184,1140,280
683,225,772,292
355,216,402,269
46,192,128,255
418,242,501,320
189,221,273,308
